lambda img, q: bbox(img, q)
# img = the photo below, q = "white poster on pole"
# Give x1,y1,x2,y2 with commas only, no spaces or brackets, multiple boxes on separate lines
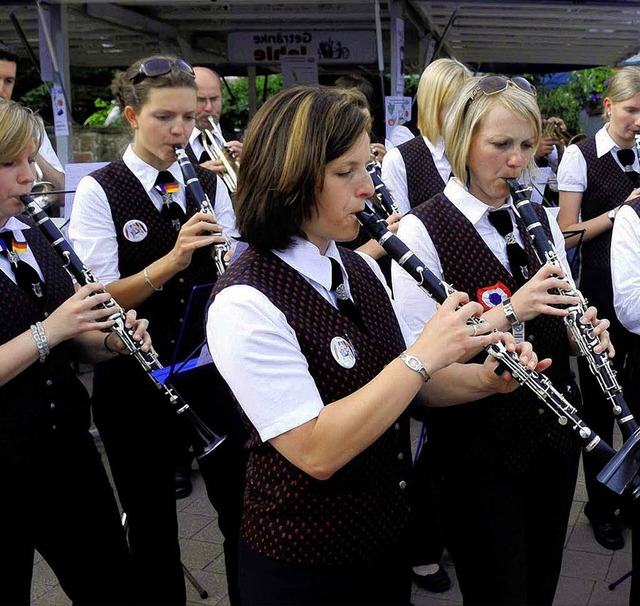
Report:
385,96,412,141
50,83,69,137
281,56,318,87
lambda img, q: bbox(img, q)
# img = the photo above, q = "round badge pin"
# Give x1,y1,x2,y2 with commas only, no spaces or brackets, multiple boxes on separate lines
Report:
330,336,357,369
122,220,148,243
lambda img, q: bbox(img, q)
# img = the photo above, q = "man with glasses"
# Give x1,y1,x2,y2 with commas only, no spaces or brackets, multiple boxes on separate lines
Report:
189,67,242,186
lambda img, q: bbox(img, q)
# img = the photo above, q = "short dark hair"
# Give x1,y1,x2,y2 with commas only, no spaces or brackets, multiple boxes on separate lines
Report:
334,74,376,112
236,85,371,252
0,43,19,64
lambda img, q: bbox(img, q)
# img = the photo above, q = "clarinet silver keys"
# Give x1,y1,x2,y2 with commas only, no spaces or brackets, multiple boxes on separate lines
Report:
22,194,226,459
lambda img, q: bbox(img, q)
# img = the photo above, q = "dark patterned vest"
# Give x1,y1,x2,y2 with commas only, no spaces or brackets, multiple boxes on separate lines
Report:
0,216,91,468
576,136,635,272
91,160,219,361
397,136,448,209
411,196,579,474
211,246,411,566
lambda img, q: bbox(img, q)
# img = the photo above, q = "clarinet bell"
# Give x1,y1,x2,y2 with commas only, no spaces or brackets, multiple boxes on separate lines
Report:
597,427,640,498
182,405,226,459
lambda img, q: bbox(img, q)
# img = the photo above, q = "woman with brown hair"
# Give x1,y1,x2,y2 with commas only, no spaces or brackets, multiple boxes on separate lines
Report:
207,84,545,605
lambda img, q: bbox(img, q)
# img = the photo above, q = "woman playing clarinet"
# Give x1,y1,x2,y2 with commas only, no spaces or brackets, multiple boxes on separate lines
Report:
392,75,613,605
0,99,151,605
206,84,548,606
557,66,640,551
68,55,242,605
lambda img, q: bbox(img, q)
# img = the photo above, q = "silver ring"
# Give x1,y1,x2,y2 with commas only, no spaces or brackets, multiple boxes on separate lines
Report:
471,324,478,337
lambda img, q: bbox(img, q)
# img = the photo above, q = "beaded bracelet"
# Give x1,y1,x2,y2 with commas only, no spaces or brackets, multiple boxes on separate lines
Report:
30,321,50,363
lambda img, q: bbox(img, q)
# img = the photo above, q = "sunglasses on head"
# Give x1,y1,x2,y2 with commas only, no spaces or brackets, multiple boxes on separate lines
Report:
463,75,537,115
129,58,195,83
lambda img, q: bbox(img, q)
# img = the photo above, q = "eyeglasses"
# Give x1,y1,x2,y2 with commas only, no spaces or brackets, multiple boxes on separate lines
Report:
463,75,537,115
129,58,195,83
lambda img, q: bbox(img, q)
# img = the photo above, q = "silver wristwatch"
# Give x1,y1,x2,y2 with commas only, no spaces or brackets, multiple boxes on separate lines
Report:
503,297,521,326
399,353,430,382
607,209,616,224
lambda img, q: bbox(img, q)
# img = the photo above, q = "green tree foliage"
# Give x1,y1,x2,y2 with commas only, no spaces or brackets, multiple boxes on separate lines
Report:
219,73,283,135
529,66,614,134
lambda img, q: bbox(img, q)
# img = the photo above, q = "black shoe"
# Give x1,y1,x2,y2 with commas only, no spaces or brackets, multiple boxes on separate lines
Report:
175,469,193,500
590,518,624,550
412,567,452,593
618,507,635,528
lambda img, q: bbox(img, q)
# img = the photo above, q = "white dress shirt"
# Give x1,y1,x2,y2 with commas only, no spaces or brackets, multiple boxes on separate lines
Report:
189,127,206,161
392,179,568,344
39,131,65,173
557,124,639,193
381,135,451,215
0,217,44,283
68,144,237,284
612,205,640,335
207,237,412,443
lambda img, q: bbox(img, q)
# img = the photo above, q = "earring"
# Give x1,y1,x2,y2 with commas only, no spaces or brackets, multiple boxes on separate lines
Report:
607,111,611,117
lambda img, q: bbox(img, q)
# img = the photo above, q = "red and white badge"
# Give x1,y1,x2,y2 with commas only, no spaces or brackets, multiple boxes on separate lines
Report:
476,281,511,311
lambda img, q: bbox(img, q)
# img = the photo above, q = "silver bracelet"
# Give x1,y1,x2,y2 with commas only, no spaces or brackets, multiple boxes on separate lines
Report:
143,266,163,292
30,321,50,363
502,298,521,326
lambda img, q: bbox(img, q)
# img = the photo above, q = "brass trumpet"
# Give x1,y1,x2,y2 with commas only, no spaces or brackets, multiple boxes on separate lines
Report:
201,116,238,194
29,162,56,210
543,120,585,146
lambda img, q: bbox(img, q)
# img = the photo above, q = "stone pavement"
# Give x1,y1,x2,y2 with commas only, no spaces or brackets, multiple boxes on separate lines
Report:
30,433,633,606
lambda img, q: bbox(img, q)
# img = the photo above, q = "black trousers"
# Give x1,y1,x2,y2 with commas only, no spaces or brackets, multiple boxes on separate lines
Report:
93,357,187,605
238,530,412,606
0,433,132,605
579,269,640,521
433,447,579,606
410,432,446,566
171,362,250,606
94,357,249,606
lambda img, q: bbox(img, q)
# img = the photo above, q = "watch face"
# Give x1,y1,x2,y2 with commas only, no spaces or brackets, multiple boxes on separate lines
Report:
405,355,420,371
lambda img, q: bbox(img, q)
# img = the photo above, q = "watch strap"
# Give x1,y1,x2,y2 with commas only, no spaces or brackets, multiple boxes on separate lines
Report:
399,353,430,382
503,297,521,326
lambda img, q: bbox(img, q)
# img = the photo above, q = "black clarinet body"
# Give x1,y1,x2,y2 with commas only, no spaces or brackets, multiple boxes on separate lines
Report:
174,144,230,274
21,194,225,459
507,178,640,442
356,201,640,498
366,162,400,218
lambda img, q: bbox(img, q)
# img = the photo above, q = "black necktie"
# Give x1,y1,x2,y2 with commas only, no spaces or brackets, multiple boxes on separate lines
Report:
329,258,367,333
198,133,210,164
0,231,46,304
617,149,640,187
154,171,185,232
487,209,529,288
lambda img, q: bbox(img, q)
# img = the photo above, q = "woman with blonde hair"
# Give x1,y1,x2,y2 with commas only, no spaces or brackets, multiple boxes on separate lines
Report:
0,100,151,604
381,58,472,214
393,75,612,604
557,65,640,551
381,56,472,592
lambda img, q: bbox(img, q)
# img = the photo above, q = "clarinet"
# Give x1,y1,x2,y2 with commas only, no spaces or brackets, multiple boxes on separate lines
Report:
507,178,640,443
174,144,230,275
356,201,640,498
366,161,400,218
21,195,226,459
